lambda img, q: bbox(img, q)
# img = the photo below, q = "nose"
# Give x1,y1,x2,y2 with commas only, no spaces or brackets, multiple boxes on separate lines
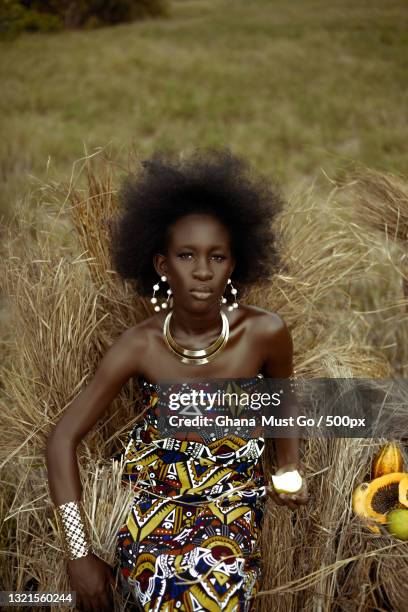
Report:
192,256,214,280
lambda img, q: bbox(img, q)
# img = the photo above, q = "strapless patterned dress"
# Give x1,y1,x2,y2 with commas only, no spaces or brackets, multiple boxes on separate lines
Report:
114,375,267,612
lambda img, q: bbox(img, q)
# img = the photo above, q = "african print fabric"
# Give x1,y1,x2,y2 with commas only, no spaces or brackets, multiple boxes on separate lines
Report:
114,376,267,612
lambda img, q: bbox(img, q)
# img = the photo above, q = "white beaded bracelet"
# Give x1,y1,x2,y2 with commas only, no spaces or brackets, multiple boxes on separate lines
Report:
54,500,93,561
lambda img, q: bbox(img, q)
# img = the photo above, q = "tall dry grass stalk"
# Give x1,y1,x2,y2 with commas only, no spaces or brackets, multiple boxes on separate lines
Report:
1,153,408,611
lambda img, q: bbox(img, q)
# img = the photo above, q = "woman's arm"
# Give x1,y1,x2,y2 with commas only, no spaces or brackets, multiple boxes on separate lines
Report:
47,328,145,464
262,316,300,469
260,313,308,509
45,326,146,611
46,327,144,501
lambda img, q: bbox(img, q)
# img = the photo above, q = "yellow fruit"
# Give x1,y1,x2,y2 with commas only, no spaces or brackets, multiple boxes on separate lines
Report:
365,472,407,524
399,476,408,508
371,442,404,479
386,509,408,541
352,482,380,534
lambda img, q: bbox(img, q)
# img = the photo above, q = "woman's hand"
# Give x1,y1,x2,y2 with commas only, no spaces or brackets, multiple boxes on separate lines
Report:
67,553,116,612
266,463,309,510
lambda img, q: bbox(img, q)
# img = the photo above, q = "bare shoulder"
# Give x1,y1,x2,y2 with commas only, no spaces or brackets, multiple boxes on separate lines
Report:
94,323,146,382
125,312,163,350
240,306,293,375
126,315,157,349
245,305,292,363
242,304,288,336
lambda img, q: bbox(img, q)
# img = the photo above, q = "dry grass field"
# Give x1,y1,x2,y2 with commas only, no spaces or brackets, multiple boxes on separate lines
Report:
1,0,407,218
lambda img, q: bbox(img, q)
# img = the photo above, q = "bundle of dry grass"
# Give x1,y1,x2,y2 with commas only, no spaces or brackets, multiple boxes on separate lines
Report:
333,166,408,378
1,152,408,611
251,171,408,611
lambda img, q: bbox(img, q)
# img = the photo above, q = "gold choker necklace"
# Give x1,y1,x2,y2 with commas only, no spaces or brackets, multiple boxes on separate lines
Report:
163,311,229,365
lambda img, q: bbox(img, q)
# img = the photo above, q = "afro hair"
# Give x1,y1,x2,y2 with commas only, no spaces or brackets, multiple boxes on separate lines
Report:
109,148,284,298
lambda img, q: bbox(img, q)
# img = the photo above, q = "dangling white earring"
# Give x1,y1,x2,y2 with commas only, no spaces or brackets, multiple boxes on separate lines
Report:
151,275,172,312
220,278,238,311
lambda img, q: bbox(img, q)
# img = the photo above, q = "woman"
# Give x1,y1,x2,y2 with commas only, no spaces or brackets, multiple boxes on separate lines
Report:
46,149,308,612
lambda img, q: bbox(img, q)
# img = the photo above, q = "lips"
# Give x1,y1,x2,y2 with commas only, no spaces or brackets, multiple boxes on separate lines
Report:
190,287,213,300
190,286,213,293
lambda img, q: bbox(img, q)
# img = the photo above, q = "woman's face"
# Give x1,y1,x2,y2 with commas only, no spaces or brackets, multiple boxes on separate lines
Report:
154,213,235,310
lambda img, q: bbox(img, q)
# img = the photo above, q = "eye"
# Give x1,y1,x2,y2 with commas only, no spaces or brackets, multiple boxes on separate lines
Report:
177,253,226,261
178,252,193,259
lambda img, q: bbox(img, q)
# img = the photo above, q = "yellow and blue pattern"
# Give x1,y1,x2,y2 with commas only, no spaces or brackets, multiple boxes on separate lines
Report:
114,376,267,611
